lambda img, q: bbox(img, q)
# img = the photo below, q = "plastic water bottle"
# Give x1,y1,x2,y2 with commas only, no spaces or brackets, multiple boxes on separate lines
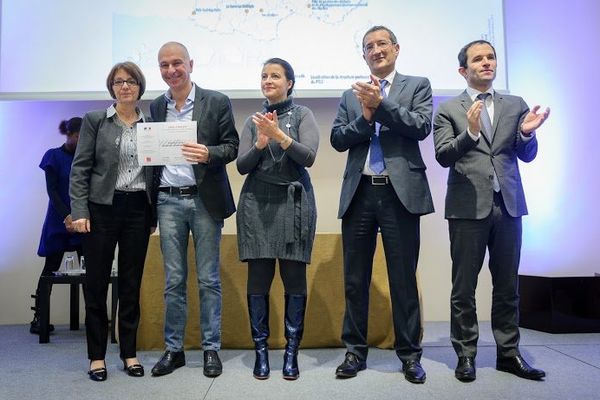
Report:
111,262,118,277
80,256,86,273
64,255,75,273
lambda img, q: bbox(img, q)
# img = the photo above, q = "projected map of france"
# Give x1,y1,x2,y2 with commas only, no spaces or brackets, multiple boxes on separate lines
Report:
0,0,505,98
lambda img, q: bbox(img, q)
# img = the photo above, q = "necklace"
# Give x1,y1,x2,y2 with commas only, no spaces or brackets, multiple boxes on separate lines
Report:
266,110,293,163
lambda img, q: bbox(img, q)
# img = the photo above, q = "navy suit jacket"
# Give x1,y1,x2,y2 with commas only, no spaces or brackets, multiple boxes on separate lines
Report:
149,85,239,220
331,72,435,218
433,90,537,219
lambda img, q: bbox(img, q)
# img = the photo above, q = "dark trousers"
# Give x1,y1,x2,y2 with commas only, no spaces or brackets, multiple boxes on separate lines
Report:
84,191,150,360
449,191,522,358
341,179,422,362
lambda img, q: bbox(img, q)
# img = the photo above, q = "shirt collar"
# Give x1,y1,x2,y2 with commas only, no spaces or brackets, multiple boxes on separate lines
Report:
372,71,396,87
106,103,145,122
466,86,495,101
165,83,196,105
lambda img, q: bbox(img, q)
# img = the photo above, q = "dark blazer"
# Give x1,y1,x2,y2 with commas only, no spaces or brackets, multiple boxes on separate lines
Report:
149,85,239,220
70,108,155,222
433,90,538,219
331,72,435,218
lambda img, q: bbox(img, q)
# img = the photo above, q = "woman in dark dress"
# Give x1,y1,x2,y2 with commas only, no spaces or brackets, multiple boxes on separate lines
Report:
31,117,82,334
237,58,319,380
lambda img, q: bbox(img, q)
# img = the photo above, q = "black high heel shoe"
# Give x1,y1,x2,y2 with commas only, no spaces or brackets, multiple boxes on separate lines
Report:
88,361,107,382
122,359,145,377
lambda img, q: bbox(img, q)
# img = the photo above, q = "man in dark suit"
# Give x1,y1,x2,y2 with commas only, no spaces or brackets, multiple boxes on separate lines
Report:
433,40,550,382
149,42,239,378
331,26,434,384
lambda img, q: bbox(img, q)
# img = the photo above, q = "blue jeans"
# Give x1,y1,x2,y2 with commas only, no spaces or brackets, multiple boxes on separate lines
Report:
157,191,223,352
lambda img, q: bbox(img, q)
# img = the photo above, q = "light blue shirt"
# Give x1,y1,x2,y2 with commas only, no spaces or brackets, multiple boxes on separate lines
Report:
160,84,197,187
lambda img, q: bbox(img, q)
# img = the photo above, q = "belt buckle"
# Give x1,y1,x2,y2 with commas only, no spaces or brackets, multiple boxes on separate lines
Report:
371,176,388,185
178,186,192,196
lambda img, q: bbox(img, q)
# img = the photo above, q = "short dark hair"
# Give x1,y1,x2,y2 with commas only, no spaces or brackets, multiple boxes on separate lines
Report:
362,25,398,49
458,40,497,68
58,117,82,135
263,57,295,96
106,61,146,100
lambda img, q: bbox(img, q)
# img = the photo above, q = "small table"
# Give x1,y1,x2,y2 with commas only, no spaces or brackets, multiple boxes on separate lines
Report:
38,274,118,344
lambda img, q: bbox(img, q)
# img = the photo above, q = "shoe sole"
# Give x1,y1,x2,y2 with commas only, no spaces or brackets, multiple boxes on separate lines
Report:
335,365,366,378
151,361,185,377
496,365,545,380
455,373,476,382
405,375,426,384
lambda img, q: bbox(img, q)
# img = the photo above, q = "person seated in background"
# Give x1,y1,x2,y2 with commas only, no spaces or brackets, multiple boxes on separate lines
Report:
31,117,83,335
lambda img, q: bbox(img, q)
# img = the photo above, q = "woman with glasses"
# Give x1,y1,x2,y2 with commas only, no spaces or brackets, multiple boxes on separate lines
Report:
236,58,319,380
70,61,155,381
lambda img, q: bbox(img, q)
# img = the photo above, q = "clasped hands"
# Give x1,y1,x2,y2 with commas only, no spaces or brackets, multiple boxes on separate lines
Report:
252,111,290,150
352,74,385,122
467,100,551,136
72,218,90,233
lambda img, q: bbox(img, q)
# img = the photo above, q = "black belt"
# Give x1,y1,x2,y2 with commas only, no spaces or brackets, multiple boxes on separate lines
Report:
361,175,390,185
158,186,198,196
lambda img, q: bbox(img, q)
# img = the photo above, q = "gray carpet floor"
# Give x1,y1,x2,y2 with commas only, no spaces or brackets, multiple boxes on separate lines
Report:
1,322,599,400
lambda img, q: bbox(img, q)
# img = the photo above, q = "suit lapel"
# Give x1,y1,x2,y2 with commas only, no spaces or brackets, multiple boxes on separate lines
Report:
157,95,168,122
192,86,205,125
388,72,407,99
458,90,471,113
491,93,503,140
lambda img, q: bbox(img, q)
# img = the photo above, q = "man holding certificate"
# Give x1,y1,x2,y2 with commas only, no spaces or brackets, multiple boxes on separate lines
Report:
149,41,239,378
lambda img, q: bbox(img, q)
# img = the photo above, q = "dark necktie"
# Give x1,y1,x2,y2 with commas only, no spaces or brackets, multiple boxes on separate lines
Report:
369,79,388,174
477,92,493,141
477,92,500,192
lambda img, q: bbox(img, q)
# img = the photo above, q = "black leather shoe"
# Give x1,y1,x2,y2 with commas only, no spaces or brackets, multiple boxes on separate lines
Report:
496,355,545,380
122,359,145,377
203,350,222,377
455,356,476,382
151,350,185,377
335,352,366,378
402,360,426,384
88,361,107,382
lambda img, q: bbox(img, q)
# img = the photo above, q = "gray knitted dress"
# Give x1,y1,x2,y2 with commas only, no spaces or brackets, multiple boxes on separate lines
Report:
236,97,319,263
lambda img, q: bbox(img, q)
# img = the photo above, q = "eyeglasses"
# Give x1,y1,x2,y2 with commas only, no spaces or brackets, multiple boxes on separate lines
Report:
112,79,138,87
363,41,395,55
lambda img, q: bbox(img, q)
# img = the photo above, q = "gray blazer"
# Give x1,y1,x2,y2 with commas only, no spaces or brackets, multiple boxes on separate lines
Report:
149,85,239,220
433,90,538,219
70,108,154,221
331,72,435,218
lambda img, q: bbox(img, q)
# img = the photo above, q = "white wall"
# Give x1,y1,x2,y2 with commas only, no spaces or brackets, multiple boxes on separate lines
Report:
1,0,598,325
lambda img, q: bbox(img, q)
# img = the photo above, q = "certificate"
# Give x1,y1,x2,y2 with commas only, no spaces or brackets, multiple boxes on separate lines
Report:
137,121,197,165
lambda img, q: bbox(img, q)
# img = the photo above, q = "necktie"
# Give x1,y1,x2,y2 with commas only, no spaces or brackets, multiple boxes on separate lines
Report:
477,92,500,192
369,79,388,174
477,93,493,141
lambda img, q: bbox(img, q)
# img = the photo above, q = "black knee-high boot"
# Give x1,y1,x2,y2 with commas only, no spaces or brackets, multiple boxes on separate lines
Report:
248,294,270,379
282,293,307,380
